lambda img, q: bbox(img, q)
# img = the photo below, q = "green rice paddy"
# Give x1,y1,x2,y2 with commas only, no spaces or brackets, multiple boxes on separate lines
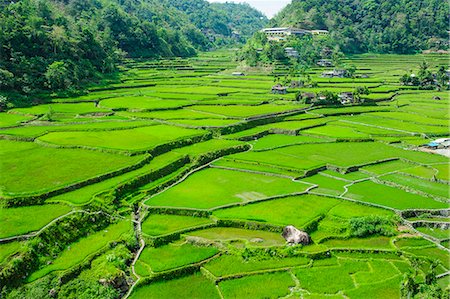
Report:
1,51,449,298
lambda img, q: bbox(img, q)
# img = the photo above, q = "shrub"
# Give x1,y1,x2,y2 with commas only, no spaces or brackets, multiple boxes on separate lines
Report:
349,215,398,238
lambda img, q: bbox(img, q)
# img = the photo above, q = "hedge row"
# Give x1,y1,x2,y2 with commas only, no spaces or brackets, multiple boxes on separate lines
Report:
113,156,190,200
215,219,283,233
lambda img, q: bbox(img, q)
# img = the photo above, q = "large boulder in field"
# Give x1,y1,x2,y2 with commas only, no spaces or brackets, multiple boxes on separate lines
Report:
282,225,311,245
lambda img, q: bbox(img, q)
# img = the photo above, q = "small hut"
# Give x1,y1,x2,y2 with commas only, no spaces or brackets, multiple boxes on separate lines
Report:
271,84,288,94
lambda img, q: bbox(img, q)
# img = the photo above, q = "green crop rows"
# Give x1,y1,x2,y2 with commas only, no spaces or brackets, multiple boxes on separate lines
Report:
0,50,448,298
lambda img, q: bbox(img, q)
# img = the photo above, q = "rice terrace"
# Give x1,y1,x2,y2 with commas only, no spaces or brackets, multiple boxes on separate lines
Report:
0,0,449,298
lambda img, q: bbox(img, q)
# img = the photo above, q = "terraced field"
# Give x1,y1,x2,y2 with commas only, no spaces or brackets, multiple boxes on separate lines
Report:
0,51,449,298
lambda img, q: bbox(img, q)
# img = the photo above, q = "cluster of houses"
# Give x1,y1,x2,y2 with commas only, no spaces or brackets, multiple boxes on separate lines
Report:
261,27,329,42
270,84,359,105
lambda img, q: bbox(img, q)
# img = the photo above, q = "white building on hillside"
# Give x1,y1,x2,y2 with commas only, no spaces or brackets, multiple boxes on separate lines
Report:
261,27,310,41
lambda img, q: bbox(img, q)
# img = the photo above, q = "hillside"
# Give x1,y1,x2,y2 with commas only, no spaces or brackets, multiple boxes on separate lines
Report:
270,0,449,53
0,0,267,106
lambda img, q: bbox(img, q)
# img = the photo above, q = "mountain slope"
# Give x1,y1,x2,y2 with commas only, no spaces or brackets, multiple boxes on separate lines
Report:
270,0,449,53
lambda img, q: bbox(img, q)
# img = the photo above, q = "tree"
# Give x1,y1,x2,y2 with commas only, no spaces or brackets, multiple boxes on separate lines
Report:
45,61,72,90
436,66,449,90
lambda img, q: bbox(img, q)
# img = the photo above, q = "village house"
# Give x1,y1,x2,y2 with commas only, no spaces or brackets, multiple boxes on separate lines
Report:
301,92,316,103
290,80,303,88
271,84,288,94
316,59,333,67
338,92,355,104
321,69,348,78
261,27,310,41
310,30,329,36
285,47,299,58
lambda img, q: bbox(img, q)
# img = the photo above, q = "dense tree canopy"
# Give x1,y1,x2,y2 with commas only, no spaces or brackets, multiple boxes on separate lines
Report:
0,0,267,106
271,0,449,54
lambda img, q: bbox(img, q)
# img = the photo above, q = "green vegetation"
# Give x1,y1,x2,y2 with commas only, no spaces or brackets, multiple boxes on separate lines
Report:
219,271,295,299
204,254,309,277
130,272,219,299
141,214,213,236
186,227,285,247
0,204,72,238
345,180,448,210
0,140,144,197
28,220,132,282
146,168,309,209
272,0,448,54
0,0,266,105
136,243,218,273
0,45,448,298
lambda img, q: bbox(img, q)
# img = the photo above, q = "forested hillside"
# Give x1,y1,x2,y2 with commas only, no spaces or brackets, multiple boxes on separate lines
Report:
271,0,449,54
0,0,267,106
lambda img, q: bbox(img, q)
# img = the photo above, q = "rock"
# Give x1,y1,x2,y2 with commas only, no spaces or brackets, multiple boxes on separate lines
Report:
282,225,311,245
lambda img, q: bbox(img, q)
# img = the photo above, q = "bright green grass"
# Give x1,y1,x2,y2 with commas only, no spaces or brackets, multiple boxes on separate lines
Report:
173,138,243,157
167,118,241,127
0,140,143,196
401,246,449,269
146,168,309,209
38,125,205,152
327,200,394,218
251,134,332,151
308,105,391,116
360,159,416,175
47,152,183,205
0,113,33,128
303,124,369,139
434,163,450,181
266,119,329,131
394,237,435,248
320,170,370,181
345,114,448,135
0,241,22,263
416,227,449,240
345,180,448,209
118,108,225,120
371,111,448,126
222,127,270,140
191,104,306,118
0,120,155,138
136,243,218,273
212,158,303,177
99,96,192,110
294,259,369,294
28,220,132,281
401,165,438,180
130,272,220,299
229,142,446,174
322,237,394,250
0,204,72,238
301,174,348,196
344,276,402,299
219,271,295,299
353,259,401,284
141,214,213,236
204,254,310,277
186,227,285,247
10,103,111,116
213,194,341,229
380,173,449,198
